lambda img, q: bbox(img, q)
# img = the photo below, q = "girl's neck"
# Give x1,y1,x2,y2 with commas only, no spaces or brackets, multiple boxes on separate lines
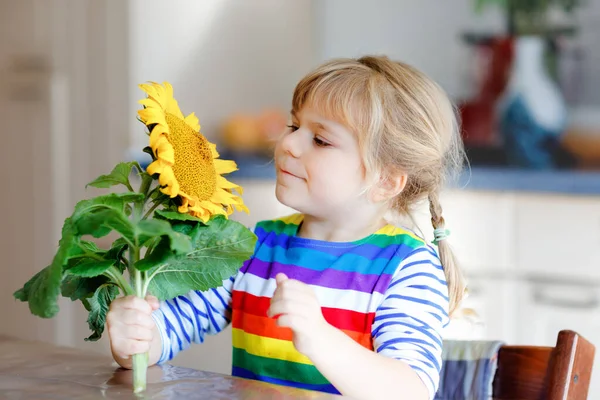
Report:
297,213,388,243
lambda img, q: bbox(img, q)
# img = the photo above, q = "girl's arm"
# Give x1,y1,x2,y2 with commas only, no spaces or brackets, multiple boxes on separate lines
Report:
151,274,238,364
269,245,448,400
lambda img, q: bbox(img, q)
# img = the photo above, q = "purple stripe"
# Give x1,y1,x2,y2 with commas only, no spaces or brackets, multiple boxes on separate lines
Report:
244,258,394,294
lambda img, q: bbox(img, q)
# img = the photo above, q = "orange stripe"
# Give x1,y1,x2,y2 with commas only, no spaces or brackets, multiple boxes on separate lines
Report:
232,310,373,350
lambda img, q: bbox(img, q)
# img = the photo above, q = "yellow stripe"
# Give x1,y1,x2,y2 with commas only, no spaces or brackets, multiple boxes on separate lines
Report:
377,224,425,243
275,213,304,226
231,328,313,365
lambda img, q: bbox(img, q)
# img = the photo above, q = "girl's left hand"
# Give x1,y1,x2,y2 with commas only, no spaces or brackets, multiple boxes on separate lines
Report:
267,273,332,358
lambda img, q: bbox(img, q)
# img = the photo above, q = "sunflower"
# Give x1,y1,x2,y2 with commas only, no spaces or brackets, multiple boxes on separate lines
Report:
138,82,248,222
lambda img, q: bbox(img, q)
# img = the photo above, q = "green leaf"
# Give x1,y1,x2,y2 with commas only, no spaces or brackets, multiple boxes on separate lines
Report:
86,162,140,190
14,219,77,318
74,208,135,244
72,192,144,222
85,283,119,342
134,237,174,272
136,219,192,253
147,217,256,300
61,275,109,301
67,259,115,277
155,209,205,223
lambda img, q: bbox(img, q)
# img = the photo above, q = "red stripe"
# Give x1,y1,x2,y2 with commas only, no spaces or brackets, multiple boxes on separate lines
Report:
232,290,375,334
231,310,373,350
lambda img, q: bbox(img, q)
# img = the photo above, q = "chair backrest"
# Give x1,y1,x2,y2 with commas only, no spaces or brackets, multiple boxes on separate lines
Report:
493,330,595,400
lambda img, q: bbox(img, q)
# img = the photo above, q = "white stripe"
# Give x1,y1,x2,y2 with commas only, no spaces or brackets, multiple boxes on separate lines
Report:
235,272,386,313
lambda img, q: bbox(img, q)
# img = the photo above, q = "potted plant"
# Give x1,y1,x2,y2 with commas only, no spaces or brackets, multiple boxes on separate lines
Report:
474,0,583,168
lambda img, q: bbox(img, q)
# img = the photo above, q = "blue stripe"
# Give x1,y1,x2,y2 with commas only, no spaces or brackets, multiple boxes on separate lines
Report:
172,297,194,329
428,311,444,322
254,244,407,275
256,227,420,260
373,320,443,349
195,291,222,333
374,312,431,324
162,313,182,354
407,285,450,302
177,296,207,343
385,294,449,317
378,337,438,352
400,259,443,272
231,366,340,394
414,349,440,371
410,246,439,260
388,272,447,289
166,300,191,344
211,288,229,309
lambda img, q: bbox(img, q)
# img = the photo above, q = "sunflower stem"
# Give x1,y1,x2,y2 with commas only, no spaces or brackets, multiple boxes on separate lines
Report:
142,201,162,220
131,247,148,393
139,172,153,199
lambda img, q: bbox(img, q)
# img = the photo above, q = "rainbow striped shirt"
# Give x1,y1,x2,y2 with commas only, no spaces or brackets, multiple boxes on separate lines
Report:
152,214,449,399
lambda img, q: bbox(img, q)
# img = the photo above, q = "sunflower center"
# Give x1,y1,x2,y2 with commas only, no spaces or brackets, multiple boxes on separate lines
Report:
165,113,217,201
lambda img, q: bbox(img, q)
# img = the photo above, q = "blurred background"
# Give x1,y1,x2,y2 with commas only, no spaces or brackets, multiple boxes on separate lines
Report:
1,0,600,396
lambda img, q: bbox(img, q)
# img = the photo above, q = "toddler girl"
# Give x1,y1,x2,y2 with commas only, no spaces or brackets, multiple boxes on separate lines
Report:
107,55,466,400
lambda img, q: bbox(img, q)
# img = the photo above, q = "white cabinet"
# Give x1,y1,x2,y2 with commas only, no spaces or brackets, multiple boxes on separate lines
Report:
516,195,600,279
444,277,518,344
409,191,516,274
517,279,600,399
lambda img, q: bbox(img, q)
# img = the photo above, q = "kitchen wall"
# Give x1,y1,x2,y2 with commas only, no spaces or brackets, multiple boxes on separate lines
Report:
1,0,599,390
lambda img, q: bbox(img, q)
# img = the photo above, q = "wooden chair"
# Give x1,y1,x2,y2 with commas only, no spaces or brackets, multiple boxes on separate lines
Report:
493,330,595,400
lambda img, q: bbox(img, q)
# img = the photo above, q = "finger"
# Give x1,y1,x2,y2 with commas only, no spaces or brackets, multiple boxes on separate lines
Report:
278,278,315,296
275,314,303,330
113,338,151,358
268,299,311,318
118,295,153,315
275,273,288,285
123,325,154,341
145,295,160,310
122,309,156,330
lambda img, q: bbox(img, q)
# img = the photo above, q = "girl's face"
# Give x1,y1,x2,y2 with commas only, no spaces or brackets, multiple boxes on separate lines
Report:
274,106,370,219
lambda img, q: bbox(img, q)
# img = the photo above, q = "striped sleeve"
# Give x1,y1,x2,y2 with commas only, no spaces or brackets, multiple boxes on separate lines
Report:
372,245,450,400
151,274,238,363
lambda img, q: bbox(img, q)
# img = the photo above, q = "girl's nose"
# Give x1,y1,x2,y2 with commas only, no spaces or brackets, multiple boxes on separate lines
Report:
279,129,303,158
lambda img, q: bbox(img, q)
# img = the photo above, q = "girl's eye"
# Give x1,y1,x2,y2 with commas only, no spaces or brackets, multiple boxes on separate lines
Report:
313,136,331,147
286,124,299,132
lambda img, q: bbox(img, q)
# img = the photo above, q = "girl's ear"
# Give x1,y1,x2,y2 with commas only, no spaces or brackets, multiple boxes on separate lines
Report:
370,170,407,203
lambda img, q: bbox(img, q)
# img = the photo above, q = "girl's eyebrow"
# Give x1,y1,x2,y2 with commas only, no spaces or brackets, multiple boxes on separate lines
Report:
291,109,339,137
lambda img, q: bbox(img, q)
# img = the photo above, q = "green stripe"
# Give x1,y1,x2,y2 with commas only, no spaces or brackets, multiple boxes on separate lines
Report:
257,217,425,250
232,347,330,385
256,218,300,236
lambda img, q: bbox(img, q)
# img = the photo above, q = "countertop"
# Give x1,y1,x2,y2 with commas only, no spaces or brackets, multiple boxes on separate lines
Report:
0,335,341,399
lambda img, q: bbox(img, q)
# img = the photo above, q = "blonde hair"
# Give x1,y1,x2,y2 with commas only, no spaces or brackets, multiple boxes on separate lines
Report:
292,55,466,315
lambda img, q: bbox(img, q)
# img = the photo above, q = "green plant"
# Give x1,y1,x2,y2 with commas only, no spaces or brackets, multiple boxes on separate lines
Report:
474,0,583,35
13,82,257,393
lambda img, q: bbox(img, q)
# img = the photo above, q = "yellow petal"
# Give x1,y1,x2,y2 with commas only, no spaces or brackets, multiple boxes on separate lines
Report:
158,167,179,198
214,159,238,175
147,160,165,175
138,109,167,126
217,175,243,194
196,200,227,216
149,125,168,150
184,112,200,131
156,137,175,165
209,143,219,158
139,83,159,100
138,98,160,109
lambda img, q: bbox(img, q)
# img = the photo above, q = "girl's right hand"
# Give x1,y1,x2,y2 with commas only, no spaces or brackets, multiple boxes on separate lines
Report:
106,295,160,366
